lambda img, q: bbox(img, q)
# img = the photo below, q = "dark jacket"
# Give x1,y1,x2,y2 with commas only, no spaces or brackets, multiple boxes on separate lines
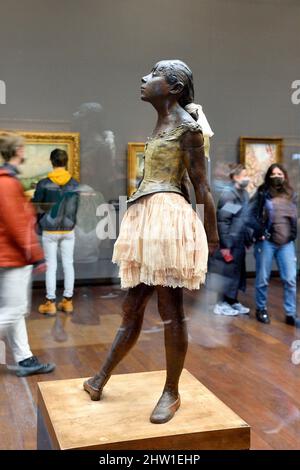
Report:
0,164,44,267
217,184,251,249
32,168,79,232
208,184,250,298
248,186,297,243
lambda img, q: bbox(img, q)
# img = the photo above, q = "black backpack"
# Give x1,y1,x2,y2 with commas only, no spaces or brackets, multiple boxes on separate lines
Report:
39,185,79,231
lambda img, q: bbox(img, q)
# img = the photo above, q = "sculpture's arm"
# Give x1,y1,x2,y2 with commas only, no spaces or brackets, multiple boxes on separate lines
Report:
181,130,219,253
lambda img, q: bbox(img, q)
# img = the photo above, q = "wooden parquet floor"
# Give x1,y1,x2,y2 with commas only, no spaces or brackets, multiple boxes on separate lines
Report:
1,279,299,449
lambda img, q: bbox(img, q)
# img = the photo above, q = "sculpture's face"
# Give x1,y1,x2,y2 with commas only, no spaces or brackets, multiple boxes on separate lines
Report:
141,63,171,102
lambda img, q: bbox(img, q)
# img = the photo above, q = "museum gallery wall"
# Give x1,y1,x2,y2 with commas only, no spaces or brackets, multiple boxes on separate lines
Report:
0,0,299,279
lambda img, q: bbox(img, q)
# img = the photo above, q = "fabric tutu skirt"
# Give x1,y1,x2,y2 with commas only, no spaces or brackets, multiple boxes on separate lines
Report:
112,192,208,290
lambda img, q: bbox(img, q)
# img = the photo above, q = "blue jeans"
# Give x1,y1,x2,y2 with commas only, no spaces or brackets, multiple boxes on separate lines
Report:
254,240,297,316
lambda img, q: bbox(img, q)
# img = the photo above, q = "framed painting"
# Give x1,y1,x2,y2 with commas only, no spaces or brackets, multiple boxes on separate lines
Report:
240,137,283,195
127,142,145,197
0,131,80,198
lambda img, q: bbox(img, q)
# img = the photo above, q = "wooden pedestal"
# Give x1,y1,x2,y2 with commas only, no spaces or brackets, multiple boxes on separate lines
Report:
37,369,250,450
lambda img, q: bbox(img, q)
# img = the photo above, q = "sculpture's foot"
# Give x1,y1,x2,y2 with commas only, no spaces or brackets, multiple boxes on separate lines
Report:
150,391,181,424
83,373,109,401
83,378,102,401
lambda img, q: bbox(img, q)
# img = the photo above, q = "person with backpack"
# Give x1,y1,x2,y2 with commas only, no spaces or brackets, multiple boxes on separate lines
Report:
33,149,79,315
0,132,55,376
248,163,299,327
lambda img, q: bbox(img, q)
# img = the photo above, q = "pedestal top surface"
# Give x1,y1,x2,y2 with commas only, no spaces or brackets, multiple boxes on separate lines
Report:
38,369,250,450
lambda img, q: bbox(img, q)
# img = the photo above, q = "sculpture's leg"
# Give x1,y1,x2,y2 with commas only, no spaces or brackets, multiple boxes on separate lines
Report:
84,283,154,400
150,286,188,423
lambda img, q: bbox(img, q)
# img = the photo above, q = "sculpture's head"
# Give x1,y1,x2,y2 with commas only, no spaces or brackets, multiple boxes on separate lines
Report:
141,59,194,108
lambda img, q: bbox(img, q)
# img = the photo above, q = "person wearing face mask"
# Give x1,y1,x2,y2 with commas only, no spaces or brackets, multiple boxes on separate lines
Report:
248,163,299,327
209,164,252,316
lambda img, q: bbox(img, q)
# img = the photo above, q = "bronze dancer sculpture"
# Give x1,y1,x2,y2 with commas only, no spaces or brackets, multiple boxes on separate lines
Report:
84,60,219,424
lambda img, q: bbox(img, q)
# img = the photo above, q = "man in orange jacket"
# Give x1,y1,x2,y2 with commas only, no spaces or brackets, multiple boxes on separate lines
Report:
0,133,55,376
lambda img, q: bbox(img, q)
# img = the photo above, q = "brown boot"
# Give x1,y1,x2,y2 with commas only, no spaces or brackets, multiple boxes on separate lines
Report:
58,297,74,313
38,299,56,316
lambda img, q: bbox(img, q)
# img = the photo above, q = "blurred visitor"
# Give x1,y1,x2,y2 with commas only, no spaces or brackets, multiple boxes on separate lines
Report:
33,149,79,315
72,102,118,201
212,161,233,194
208,164,252,316
0,132,55,376
248,163,299,327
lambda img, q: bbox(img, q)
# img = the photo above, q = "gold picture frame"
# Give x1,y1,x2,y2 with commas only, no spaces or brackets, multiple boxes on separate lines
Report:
127,142,145,196
1,131,80,197
240,136,283,195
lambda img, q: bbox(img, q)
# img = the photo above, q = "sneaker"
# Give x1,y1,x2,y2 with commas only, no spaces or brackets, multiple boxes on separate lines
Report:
213,302,239,316
16,355,56,377
232,303,250,315
256,308,270,324
57,297,74,313
38,299,56,316
286,315,300,328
